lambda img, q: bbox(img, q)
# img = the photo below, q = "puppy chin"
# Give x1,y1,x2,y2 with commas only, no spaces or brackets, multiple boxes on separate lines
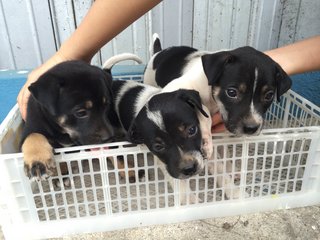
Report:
226,123,263,137
76,135,111,145
165,165,203,180
178,168,203,179
179,152,205,179
224,124,240,136
164,152,205,179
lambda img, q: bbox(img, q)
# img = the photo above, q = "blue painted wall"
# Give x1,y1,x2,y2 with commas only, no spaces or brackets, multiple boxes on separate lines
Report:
0,68,319,124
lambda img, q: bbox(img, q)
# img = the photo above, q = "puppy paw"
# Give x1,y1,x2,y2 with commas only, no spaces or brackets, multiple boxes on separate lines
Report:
201,136,213,159
24,159,56,181
197,104,213,159
22,133,56,181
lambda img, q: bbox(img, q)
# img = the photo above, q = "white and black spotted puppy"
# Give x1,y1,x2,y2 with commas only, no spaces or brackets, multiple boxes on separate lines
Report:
103,55,210,179
144,34,292,136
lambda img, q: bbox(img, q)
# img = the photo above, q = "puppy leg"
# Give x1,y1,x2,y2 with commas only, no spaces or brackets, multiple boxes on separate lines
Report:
156,158,198,204
197,105,213,159
207,151,241,199
115,156,144,183
22,133,56,181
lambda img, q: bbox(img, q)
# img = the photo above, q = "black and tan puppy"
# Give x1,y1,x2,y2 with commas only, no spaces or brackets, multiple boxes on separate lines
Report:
21,60,114,181
103,55,210,180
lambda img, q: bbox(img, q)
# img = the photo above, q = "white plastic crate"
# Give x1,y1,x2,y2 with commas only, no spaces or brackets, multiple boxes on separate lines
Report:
0,73,320,240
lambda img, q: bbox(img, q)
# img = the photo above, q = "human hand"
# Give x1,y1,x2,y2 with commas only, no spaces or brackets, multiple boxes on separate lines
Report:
211,112,225,133
17,53,66,120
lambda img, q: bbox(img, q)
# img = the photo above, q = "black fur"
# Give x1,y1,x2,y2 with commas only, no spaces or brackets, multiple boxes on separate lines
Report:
148,44,292,135
153,46,197,87
201,46,292,99
129,89,205,178
153,36,162,54
22,60,114,146
21,60,114,178
110,79,208,179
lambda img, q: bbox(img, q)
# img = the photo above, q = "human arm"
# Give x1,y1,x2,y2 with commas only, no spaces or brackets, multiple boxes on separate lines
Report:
18,0,162,120
212,36,320,133
211,112,225,133
265,35,320,75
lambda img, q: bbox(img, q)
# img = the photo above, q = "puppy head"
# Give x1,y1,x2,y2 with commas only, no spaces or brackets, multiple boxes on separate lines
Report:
201,46,292,135
128,89,208,179
28,60,114,145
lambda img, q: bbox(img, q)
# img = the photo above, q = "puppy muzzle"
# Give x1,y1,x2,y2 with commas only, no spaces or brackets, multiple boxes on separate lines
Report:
177,151,205,179
226,119,263,136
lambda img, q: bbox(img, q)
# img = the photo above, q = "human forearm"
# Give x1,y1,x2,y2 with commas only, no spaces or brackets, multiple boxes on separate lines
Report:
59,0,162,62
18,0,161,120
265,35,320,75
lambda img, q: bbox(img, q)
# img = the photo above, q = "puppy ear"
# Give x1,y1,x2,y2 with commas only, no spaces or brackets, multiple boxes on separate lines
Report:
201,51,234,85
178,89,209,118
127,121,144,144
28,73,62,116
275,63,292,102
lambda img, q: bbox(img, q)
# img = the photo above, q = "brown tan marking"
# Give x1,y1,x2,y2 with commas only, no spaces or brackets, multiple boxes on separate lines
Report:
58,115,67,125
239,83,247,93
22,133,54,166
178,125,189,138
182,153,195,162
85,100,93,109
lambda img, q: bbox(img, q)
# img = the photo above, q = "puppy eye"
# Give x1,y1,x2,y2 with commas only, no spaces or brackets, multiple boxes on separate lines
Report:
187,125,198,137
152,143,165,152
226,88,238,99
74,109,88,118
264,90,274,101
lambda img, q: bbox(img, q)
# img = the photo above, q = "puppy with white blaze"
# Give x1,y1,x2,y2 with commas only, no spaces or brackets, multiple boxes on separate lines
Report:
144,34,292,200
103,54,211,182
144,33,292,136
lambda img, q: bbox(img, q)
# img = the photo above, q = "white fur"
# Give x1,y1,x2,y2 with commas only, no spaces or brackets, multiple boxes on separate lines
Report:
184,50,210,63
161,58,218,115
149,33,160,57
115,81,160,122
134,86,160,116
115,81,137,119
144,53,160,87
188,151,205,170
248,101,263,133
144,46,215,183
156,159,199,204
197,105,213,159
146,107,165,131
253,67,259,93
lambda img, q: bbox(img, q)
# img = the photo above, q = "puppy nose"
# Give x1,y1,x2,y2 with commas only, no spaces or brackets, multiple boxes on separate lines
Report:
243,124,259,134
181,162,198,176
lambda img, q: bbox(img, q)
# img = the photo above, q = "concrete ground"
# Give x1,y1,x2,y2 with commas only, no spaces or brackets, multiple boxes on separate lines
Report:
46,205,319,240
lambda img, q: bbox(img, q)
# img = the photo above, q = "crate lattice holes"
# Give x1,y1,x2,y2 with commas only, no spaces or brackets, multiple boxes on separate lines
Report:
0,75,320,239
